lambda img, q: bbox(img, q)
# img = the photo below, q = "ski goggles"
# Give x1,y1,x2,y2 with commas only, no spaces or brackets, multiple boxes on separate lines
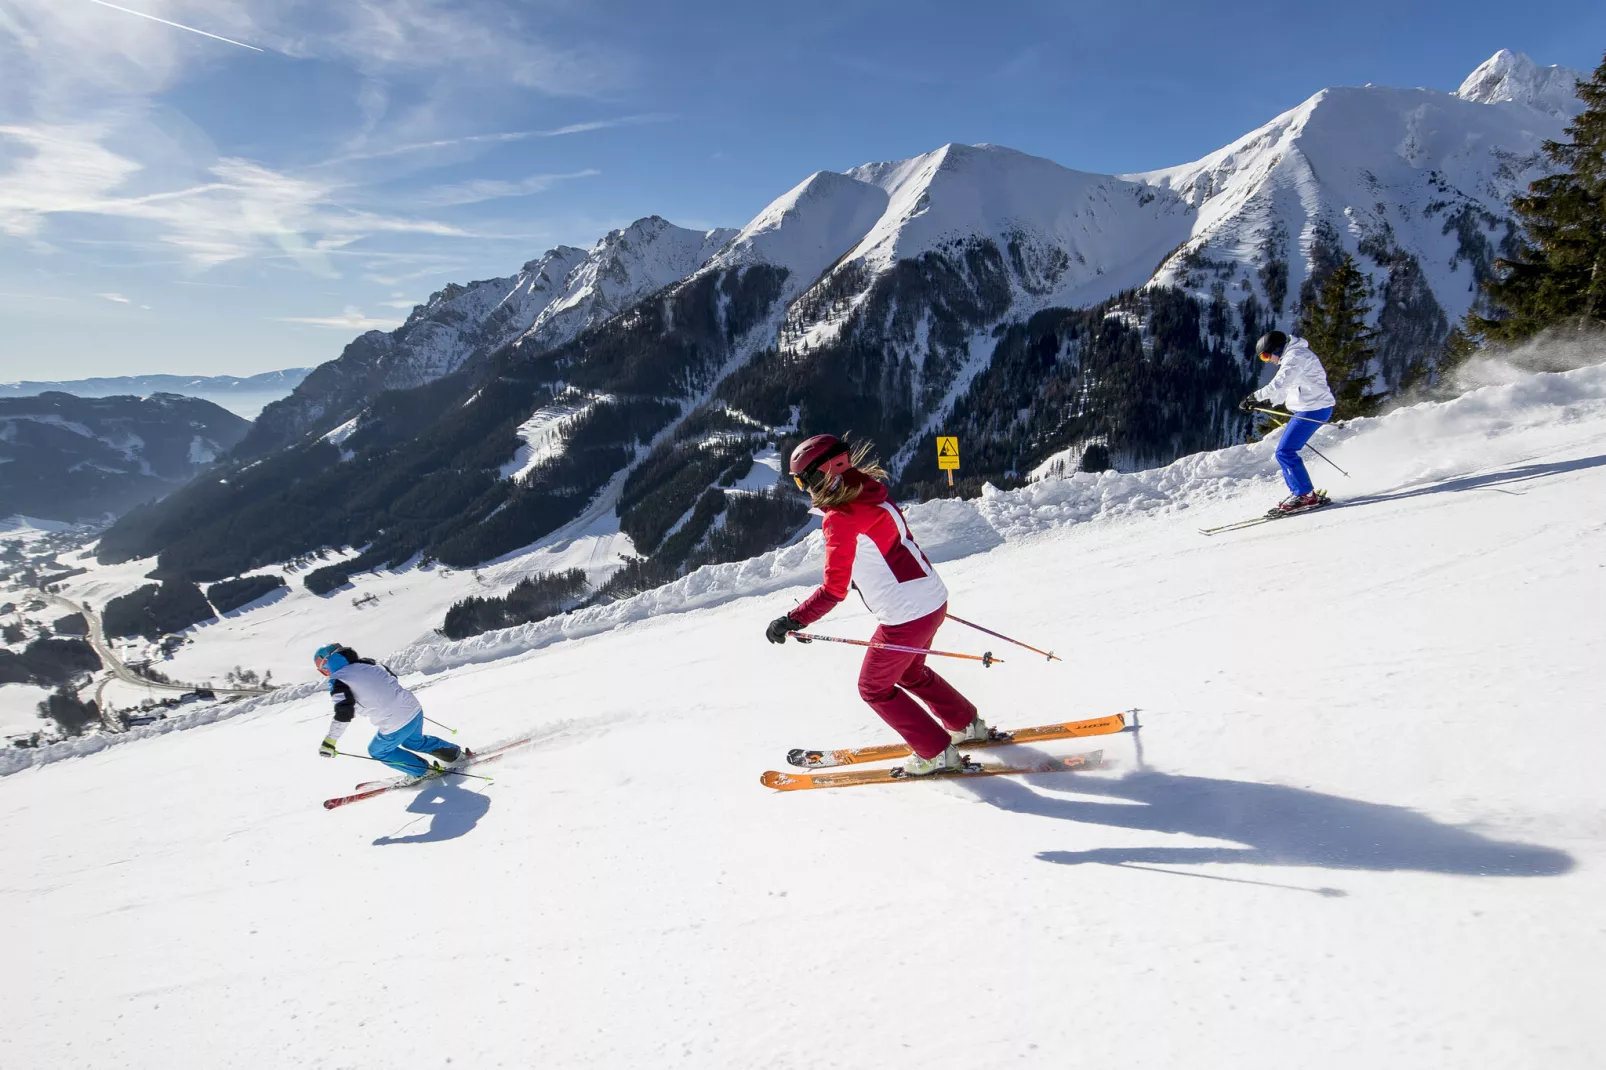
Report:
314,649,337,676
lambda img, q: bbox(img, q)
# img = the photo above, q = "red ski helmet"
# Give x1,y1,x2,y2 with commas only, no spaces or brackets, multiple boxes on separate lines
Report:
789,434,853,490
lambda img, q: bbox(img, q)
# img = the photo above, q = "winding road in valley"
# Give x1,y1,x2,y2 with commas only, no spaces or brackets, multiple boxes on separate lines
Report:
39,592,273,732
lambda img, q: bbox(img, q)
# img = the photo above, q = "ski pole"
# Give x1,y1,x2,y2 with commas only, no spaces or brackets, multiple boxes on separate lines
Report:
945,613,1061,662
788,631,1001,667
331,749,494,782
1258,410,1351,478
1304,442,1350,478
424,715,457,735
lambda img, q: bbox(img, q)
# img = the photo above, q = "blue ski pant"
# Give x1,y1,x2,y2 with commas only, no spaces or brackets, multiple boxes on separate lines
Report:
369,712,454,777
1274,406,1334,496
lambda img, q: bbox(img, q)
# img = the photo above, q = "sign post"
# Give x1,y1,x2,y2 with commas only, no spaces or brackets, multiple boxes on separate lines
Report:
936,436,960,488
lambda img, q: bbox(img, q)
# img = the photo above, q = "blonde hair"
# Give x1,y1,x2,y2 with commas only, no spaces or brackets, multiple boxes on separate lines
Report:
808,440,889,510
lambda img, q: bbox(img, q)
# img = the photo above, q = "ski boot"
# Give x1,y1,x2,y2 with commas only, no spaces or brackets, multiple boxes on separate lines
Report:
430,744,469,765
950,716,997,744
1268,491,1329,517
899,744,968,777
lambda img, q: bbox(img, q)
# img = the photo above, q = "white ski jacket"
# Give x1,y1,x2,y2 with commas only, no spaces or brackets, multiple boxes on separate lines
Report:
1254,336,1336,412
323,661,422,740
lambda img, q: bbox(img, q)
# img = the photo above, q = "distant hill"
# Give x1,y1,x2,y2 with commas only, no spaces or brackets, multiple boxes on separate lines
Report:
0,369,311,419
0,393,250,522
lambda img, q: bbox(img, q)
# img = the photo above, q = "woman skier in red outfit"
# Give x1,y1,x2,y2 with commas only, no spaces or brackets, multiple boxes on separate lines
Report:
765,434,990,775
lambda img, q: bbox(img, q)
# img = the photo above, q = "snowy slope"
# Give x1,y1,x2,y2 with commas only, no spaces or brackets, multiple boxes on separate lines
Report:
4,354,1604,1068
707,169,892,290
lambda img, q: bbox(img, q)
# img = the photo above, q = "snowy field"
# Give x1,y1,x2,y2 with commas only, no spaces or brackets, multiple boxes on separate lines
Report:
3,362,1605,1068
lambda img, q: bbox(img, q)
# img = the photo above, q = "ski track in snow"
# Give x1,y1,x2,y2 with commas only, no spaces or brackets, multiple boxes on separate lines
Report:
3,359,1605,1068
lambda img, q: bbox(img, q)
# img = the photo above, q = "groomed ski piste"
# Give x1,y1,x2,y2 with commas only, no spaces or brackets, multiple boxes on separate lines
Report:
5,353,1605,1068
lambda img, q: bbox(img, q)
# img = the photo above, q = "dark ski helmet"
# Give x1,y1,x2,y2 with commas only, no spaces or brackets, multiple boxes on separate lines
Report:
789,434,853,491
1255,331,1288,361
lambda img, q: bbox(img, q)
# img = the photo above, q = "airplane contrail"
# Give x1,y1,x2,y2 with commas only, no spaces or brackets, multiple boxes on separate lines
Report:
84,0,266,52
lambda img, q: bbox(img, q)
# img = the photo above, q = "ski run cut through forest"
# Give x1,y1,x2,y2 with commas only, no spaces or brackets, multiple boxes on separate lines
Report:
4,351,1606,1068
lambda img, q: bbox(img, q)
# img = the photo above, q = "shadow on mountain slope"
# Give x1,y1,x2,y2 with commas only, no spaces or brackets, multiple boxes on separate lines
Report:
965,768,1573,877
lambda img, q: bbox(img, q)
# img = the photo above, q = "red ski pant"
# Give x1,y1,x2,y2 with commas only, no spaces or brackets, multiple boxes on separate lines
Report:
858,603,978,759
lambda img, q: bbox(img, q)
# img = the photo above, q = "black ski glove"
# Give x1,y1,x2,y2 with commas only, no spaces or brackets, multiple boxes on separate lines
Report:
1238,393,1259,413
766,615,803,645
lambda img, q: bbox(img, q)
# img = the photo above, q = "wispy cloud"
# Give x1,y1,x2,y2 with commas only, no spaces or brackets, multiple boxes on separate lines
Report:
413,168,599,208
318,114,672,167
278,306,402,331
0,127,475,269
82,0,265,53
95,291,131,303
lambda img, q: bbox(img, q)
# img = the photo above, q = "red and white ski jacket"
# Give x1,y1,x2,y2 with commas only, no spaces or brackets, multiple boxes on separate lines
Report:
792,474,948,628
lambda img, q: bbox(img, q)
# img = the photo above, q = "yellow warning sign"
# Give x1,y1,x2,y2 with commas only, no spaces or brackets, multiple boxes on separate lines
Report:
936,436,960,471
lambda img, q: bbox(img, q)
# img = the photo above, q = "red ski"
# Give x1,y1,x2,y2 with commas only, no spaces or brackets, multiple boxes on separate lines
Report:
323,736,532,810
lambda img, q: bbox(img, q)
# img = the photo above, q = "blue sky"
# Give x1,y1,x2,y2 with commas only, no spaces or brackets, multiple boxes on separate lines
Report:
1,0,1602,380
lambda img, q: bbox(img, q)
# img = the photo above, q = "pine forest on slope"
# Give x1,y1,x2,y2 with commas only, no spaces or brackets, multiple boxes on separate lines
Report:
98,52,1589,622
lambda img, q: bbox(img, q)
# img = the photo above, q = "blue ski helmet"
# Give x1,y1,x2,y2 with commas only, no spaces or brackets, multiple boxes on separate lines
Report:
314,643,349,676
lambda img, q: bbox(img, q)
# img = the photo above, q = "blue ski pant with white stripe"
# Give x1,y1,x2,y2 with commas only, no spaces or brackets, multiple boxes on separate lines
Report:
368,712,453,776
1275,406,1334,496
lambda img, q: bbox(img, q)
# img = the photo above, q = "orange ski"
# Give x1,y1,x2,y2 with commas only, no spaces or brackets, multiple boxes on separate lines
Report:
762,750,1103,791
786,711,1126,769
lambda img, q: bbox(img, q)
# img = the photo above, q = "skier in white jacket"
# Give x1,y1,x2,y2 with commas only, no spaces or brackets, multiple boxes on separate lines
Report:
1240,331,1337,515
314,643,468,777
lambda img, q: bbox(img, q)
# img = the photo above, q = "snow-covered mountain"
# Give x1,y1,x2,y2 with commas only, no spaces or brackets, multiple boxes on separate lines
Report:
0,370,309,419
710,142,1192,355
244,217,736,454
0,393,249,521
1134,54,1586,390
101,52,1588,604
1456,48,1587,118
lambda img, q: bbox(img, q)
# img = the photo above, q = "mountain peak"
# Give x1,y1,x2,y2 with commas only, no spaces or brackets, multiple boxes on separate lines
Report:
1457,50,1584,118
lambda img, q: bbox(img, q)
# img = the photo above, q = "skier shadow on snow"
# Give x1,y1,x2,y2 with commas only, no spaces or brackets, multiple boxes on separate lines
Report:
372,778,492,847
1341,453,1606,508
966,770,1574,878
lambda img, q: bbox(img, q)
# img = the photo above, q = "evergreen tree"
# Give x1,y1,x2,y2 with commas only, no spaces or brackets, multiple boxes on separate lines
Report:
1476,51,1606,343
1299,254,1378,419
38,687,99,736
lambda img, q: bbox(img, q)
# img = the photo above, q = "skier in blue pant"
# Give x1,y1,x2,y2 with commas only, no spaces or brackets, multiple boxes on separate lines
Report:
313,643,470,777
1240,331,1337,515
